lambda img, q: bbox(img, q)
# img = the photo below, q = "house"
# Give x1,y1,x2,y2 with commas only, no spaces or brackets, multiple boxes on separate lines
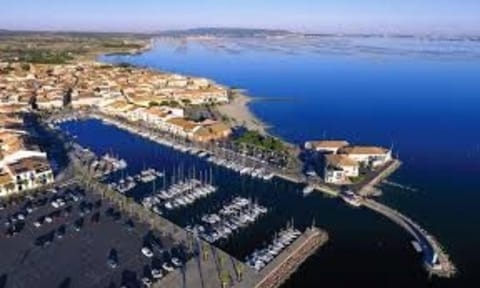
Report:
0,168,15,197
305,140,349,154
339,146,392,168
191,122,232,142
6,156,54,193
324,154,359,184
165,117,198,138
0,128,54,197
140,106,184,129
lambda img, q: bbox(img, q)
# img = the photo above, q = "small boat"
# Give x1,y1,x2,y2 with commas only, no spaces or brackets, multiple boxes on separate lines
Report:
303,185,315,196
340,190,362,207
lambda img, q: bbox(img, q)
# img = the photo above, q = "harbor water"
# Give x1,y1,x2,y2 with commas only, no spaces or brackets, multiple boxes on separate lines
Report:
97,36,480,287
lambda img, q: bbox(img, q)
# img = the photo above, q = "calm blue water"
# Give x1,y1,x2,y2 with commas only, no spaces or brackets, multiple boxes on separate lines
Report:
98,37,480,287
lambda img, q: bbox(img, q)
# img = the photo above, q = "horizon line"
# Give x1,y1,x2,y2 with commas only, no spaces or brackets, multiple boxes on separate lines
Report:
1,26,479,38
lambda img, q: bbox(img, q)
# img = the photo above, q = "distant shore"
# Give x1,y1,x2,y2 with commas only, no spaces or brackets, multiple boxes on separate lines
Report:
217,90,269,135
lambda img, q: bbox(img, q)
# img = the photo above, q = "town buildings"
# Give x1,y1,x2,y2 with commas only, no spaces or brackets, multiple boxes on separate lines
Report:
0,62,229,109
0,62,232,144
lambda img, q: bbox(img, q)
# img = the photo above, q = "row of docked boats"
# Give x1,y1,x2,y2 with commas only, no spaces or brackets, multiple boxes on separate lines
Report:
206,156,275,181
95,116,280,186
134,168,164,183
90,153,128,178
107,168,164,194
142,178,218,212
50,115,80,126
186,197,268,243
245,226,302,271
96,116,213,159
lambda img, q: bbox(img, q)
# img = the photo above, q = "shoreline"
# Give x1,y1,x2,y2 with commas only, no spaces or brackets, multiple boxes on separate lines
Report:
97,39,271,136
217,90,270,135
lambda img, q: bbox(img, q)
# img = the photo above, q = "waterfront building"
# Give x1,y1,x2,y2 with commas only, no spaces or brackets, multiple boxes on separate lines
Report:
323,154,359,184
305,140,350,154
191,121,232,142
339,146,392,168
0,168,15,196
5,156,53,194
0,113,54,197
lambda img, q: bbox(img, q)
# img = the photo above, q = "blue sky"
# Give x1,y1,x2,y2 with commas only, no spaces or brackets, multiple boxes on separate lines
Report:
1,0,479,34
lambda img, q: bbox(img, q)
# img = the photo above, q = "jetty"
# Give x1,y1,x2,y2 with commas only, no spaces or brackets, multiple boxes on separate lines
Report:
240,227,328,288
363,199,456,278
358,159,402,196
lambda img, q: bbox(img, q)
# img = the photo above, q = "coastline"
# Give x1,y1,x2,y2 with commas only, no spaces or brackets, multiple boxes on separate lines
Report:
217,89,269,135
97,38,271,137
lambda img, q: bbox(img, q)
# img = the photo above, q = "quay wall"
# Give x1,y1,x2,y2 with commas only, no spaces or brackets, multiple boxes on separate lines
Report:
358,160,402,196
237,227,328,288
363,199,456,278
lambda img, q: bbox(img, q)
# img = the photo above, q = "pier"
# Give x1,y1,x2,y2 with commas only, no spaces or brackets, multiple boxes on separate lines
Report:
358,159,402,196
240,227,328,288
363,199,456,278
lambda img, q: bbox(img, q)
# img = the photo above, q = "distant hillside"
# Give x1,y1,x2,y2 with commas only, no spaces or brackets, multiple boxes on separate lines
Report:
157,27,294,38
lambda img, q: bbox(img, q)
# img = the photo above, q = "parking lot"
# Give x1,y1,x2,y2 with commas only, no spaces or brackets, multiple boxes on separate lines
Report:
0,184,189,288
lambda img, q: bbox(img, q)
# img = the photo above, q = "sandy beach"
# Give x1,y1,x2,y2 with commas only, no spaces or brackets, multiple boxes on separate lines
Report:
217,90,269,135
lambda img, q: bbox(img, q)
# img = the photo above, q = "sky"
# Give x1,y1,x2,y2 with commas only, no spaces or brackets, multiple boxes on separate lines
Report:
1,0,479,34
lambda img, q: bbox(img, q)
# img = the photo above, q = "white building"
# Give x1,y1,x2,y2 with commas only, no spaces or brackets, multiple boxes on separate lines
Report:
339,146,392,168
305,140,349,154
324,154,360,184
5,156,54,194
0,129,54,197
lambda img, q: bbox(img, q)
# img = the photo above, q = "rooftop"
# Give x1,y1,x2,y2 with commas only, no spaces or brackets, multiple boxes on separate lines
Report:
339,146,390,155
307,140,349,149
325,154,359,167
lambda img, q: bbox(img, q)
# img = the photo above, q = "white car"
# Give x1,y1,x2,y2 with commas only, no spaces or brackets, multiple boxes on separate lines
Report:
151,269,163,279
51,201,60,209
162,262,175,272
45,216,53,223
141,247,153,258
171,257,183,267
141,277,152,287
17,214,25,221
33,221,42,228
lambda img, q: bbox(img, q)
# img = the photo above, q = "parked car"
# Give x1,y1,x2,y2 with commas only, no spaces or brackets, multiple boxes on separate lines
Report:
171,257,183,267
151,269,163,279
141,247,154,258
141,277,152,288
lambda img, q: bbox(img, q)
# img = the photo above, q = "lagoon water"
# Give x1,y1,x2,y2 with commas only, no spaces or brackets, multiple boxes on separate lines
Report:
97,37,480,287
